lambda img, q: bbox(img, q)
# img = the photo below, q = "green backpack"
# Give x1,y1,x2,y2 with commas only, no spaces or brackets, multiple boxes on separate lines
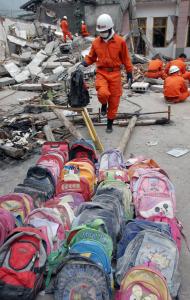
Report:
67,219,113,258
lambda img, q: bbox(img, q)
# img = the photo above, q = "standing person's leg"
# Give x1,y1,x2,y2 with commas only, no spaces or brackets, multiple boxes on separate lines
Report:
95,72,110,116
106,71,122,132
63,32,67,43
68,31,73,40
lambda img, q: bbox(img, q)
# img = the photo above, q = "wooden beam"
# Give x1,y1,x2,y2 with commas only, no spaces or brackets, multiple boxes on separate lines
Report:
117,116,137,154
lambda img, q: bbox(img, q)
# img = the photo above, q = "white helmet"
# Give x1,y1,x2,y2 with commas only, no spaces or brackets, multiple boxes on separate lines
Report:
96,14,114,32
169,65,180,74
63,16,67,20
81,20,84,24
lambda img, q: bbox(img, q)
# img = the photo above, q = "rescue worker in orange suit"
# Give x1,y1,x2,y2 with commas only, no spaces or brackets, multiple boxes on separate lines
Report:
144,54,164,79
60,16,73,43
183,71,190,82
81,20,89,37
164,53,187,76
80,14,133,133
164,65,190,103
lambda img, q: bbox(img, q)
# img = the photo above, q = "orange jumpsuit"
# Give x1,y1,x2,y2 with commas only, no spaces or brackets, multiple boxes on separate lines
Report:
165,58,186,76
183,71,190,82
144,59,164,79
164,74,190,103
84,34,133,119
60,20,73,42
81,24,89,37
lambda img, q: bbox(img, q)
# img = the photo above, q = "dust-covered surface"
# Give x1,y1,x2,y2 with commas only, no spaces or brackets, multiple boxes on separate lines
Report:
0,88,190,299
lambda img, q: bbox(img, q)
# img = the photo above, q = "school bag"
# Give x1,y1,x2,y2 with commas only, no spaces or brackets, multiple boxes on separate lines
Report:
126,156,160,180
62,158,96,193
97,149,126,172
97,179,134,220
115,265,172,300
25,207,69,254
92,193,124,231
54,256,111,300
131,169,176,219
68,69,90,107
50,192,85,213
0,208,15,246
116,229,180,298
41,141,69,163
0,227,47,300
67,219,113,258
0,193,34,225
56,165,91,201
117,219,171,259
69,240,112,274
70,138,97,163
14,184,50,207
73,202,120,247
148,216,183,253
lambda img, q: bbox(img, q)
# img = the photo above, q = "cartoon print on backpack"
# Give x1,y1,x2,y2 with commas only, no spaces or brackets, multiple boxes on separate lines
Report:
129,285,158,300
140,200,173,219
70,285,96,300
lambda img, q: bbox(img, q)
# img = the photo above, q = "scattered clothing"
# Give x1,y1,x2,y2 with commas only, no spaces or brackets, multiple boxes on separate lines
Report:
164,74,190,103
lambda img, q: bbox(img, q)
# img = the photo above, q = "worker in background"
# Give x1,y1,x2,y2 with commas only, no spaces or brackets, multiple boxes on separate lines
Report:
81,14,133,133
81,20,89,37
164,53,187,76
164,65,190,103
144,54,164,79
60,16,73,43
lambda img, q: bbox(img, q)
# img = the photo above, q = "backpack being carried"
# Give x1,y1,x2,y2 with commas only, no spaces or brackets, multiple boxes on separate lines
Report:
68,69,90,108
0,227,47,300
131,169,176,219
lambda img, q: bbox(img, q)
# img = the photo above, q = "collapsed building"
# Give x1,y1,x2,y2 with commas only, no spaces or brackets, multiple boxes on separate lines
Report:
19,0,190,58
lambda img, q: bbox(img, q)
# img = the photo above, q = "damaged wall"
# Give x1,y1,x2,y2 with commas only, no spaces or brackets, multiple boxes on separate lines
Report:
130,1,177,58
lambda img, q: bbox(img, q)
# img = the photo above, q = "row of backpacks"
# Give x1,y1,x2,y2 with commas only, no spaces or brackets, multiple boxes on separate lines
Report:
0,144,186,299
0,139,99,300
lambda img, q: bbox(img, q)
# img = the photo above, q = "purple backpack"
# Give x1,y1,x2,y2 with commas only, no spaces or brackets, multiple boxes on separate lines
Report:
131,169,176,219
0,208,15,246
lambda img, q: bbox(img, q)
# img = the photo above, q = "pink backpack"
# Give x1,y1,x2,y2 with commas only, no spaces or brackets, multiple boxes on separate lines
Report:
0,208,15,246
131,169,176,219
25,207,68,254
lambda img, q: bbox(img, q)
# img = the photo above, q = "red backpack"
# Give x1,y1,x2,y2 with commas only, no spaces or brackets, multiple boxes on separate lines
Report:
0,227,47,300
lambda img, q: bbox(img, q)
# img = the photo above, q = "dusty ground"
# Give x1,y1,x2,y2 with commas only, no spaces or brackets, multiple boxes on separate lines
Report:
0,86,190,299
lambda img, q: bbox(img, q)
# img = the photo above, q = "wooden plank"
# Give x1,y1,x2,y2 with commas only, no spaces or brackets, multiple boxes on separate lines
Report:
43,125,55,141
117,116,137,154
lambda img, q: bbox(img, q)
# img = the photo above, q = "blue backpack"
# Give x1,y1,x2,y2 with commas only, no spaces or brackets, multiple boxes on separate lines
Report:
54,256,112,300
69,240,112,274
117,219,172,259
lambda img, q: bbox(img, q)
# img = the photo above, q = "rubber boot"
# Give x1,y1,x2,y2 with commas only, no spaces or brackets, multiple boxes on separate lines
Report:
106,119,113,133
101,104,107,116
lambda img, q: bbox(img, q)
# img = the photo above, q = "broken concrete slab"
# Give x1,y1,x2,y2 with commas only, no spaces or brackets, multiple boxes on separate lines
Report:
150,85,163,92
0,65,8,76
53,65,65,75
0,77,15,87
15,70,30,83
13,83,63,91
3,62,20,78
131,82,150,92
42,62,73,69
0,41,6,61
44,41,56,56
7,35,26,47
27,50,47,68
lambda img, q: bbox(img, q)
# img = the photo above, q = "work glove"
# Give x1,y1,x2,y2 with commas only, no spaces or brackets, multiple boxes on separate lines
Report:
81,61,88,67
127,72,133,83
